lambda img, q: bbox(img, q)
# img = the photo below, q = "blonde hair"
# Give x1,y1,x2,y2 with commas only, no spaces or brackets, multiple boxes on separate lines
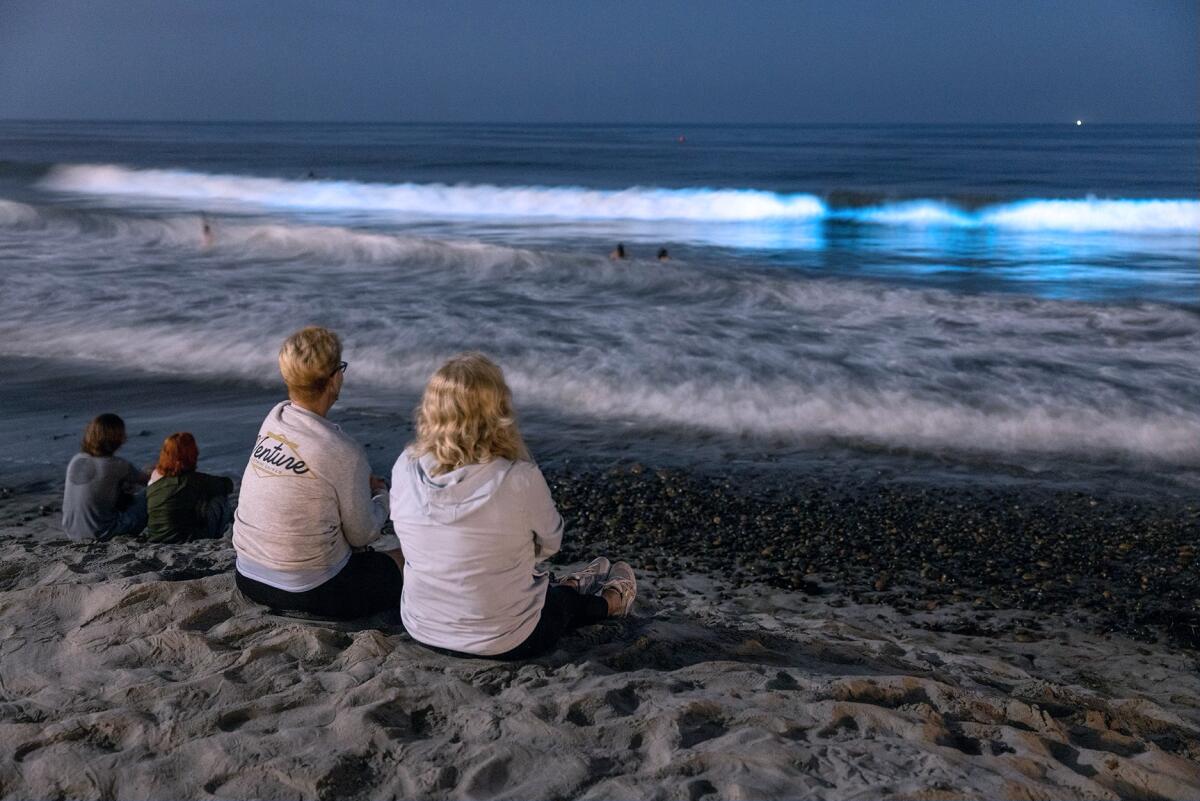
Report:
278,326,342,404
413,353,530,476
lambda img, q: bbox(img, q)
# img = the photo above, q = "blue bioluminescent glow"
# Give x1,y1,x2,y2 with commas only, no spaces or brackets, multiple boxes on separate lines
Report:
41,164,1200,234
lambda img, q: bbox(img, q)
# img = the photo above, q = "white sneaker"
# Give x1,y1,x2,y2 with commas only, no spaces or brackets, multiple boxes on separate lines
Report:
601,561,636,617
557,557,611,595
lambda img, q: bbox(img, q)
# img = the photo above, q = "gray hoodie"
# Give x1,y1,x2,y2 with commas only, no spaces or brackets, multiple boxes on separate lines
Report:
389,449,563,655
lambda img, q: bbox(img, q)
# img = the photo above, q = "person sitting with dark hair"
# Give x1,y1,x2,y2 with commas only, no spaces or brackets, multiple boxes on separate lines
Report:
62,413,149,541
145,432,234,543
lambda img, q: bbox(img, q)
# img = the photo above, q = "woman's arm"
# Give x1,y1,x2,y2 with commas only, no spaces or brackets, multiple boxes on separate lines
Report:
524,464,563,560
123,458,150,490
195,471,235,497
337,445,390,547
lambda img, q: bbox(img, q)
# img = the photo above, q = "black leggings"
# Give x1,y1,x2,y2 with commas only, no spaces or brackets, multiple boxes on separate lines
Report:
235,550,402,620
431,584,609,661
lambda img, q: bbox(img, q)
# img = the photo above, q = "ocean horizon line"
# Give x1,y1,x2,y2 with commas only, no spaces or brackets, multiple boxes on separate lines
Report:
1,117,1198,128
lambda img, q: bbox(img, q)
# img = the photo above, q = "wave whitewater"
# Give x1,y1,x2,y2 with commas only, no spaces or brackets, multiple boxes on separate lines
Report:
0,198,545,268
42,164,1200,233
4,313,1198,468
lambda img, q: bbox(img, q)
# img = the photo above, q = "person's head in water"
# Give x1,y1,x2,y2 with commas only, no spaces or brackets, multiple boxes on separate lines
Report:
610,243,626,260
657,248,670,261
413,353,530,476
278,326,346,415
81,413,127,457
155,432,199,477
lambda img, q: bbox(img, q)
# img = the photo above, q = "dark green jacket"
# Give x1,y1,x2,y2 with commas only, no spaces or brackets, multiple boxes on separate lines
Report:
145,471,233,543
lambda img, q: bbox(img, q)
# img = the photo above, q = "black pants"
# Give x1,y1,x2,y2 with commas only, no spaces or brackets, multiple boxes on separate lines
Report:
235,550,402,621
431,584,609,661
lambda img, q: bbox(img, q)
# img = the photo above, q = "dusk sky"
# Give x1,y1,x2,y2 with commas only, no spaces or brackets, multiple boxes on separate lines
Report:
0,0,1196,124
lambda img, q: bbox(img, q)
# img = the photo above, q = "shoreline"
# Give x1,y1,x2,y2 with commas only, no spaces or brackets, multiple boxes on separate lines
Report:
8,457,1198,646
6,435,1198,650
4,353,1197,502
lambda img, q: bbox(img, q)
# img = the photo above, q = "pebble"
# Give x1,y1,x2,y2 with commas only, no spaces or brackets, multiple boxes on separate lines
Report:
545,464,1200,649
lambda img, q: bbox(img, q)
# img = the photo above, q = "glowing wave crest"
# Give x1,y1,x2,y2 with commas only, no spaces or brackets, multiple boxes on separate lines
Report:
41,163,1200,233
42,164,826,222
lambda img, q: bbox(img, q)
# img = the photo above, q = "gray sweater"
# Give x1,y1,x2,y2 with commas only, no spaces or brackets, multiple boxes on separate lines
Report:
61,453,147,541
232,401,389,591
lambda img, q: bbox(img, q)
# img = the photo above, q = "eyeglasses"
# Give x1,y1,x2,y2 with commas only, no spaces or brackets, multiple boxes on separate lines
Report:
330,360,348,378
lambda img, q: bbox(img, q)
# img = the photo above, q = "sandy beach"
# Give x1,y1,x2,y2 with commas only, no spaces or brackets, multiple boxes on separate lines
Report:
2,470,1198,800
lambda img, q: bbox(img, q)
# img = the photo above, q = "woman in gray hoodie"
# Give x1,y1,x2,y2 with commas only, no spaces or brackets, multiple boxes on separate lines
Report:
390,353,636,659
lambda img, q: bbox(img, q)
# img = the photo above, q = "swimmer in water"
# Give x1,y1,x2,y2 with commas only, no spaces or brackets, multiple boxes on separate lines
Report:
609,243,626,260
201,216,214,249
657,248,670,261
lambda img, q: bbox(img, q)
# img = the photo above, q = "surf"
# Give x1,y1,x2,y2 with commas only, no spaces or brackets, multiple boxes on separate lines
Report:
41,163,1200,233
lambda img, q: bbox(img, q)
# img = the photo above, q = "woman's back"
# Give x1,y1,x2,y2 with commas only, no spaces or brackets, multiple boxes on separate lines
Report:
62,453,142,540
390,449,563,656
146,470,234,543
233,401,384,587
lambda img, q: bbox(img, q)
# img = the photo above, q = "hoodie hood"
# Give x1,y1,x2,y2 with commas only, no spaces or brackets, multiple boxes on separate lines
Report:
400,450,517,524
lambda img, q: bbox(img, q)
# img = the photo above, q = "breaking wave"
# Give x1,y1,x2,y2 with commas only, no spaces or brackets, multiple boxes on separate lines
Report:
41,164,1200,233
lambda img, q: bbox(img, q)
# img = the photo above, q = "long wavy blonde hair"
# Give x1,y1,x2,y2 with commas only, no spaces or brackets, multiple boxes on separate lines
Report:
413,353,530,476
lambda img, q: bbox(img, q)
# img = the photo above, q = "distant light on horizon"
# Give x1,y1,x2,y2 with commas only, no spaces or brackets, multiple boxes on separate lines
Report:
1076,119,1083,126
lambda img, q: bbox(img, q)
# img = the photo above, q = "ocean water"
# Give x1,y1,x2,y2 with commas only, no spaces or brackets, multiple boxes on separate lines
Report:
0,122,1197,490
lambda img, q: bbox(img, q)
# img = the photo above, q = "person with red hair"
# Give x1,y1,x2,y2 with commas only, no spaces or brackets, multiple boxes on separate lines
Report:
145,432,234,543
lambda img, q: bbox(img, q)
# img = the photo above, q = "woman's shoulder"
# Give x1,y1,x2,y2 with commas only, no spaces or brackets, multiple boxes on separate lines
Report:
145,473,172,492
500,458,546,488
392,446,419,471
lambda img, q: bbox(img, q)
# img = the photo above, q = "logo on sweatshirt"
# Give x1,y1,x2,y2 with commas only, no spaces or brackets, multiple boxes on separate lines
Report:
250,431,313,478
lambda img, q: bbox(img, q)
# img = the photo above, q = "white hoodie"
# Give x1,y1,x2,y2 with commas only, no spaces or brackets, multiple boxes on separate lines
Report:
233,401,389,591
389,449,563,655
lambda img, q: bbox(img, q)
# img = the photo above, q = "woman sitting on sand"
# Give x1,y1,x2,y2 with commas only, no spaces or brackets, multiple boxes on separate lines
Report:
144,432,234,543
232,326,402,620
389,353,636,660
62,413,149,541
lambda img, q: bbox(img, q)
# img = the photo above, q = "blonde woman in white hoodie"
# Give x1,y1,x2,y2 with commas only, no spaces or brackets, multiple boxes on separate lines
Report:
389,353,636,660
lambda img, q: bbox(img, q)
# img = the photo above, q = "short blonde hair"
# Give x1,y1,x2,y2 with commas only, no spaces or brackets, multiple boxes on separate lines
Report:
413,353,530,476
278,326,342,404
